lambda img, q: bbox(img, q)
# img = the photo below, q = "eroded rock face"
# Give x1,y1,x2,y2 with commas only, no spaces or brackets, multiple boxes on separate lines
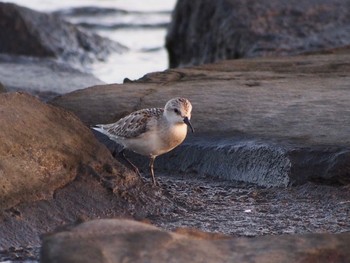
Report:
51,52,350,186
0,92,123,211
166,0,350,67
40,219,350,263
0,3,126,67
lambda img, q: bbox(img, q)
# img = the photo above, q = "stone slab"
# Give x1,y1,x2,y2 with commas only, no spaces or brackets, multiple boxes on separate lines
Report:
51,53,350,186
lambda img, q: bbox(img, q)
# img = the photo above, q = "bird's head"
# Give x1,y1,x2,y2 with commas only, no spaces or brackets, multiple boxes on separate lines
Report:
164,97,194,133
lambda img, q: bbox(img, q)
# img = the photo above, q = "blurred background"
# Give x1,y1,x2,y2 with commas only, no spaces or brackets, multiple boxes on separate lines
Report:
4,0,176,83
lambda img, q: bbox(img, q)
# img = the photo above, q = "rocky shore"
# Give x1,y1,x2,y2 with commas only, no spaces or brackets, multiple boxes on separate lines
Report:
1,1,350,263
0,3,126,67
52,52,350,187
0,2,125,100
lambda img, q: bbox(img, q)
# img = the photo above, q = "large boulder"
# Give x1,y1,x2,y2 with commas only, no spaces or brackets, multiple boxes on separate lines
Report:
0,92,173,251
0,3,126,67
166,0,350,67
0,92,127,212
51,51,350,187
41,218,350,263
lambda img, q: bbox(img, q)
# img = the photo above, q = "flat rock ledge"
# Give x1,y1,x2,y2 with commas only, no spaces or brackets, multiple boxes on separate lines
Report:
51,52,350,187
154,137,350,187
41,218,350,263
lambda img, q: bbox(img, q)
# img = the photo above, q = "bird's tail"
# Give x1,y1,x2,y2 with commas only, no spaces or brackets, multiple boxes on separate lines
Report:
91,124,107,135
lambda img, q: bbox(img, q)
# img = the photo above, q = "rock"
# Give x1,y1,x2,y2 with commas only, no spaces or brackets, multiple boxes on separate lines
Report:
0,81,5,93
166,0,350,67
0,165,169,250
0,3,126,67
0,54,104,101
0,92,125,212
51,51,350,186
0,92,174,251
40,218,350,263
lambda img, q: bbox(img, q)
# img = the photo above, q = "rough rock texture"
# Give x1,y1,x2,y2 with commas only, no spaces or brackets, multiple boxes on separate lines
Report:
0,3,126,67
0,170,170,250
51,51,350,186
0,54,104,101
0,92,120,211
0,92,171,251
1,91,349,262
41,219,350,263
166,0,350,67
151,174,350,237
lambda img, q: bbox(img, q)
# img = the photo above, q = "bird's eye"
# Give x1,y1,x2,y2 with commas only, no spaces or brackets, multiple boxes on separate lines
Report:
174,108,180,114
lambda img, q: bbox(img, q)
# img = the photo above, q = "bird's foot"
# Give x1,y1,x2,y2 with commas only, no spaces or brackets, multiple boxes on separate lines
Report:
151,178,159,187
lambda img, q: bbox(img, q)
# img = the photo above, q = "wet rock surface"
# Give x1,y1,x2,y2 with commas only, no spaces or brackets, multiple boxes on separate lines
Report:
52,51,350,186
0,55,104,101
40,218,350,263
0,3,126,67
166,0,350,67
0,2,127,101
153,137,350,187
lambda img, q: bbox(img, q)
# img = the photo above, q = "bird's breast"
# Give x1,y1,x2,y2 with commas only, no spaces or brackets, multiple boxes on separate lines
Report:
159,123,188,152
122,123,188,157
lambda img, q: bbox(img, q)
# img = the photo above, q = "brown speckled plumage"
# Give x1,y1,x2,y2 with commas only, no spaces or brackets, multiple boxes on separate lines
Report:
104,108,163,138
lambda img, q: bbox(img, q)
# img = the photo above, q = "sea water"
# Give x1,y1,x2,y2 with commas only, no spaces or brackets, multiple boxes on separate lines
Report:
3,0,176,83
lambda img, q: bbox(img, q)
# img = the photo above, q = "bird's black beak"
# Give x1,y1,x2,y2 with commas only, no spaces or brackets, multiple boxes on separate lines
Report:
183,117,194,133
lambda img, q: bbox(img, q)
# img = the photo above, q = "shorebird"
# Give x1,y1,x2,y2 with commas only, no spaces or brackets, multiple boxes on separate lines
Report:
92,97,194,185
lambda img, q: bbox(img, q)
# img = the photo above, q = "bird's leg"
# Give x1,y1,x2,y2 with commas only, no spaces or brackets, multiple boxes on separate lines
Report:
149,156,157,186
116,149,142,178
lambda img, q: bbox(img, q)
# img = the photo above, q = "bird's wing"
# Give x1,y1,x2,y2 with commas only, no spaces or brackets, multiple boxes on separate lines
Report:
100,108,163,138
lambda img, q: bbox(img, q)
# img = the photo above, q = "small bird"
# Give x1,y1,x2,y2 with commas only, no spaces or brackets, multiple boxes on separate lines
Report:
92,97,194,185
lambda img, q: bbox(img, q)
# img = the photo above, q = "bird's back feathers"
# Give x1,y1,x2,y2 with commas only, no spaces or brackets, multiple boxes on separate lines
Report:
95,108,164,139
